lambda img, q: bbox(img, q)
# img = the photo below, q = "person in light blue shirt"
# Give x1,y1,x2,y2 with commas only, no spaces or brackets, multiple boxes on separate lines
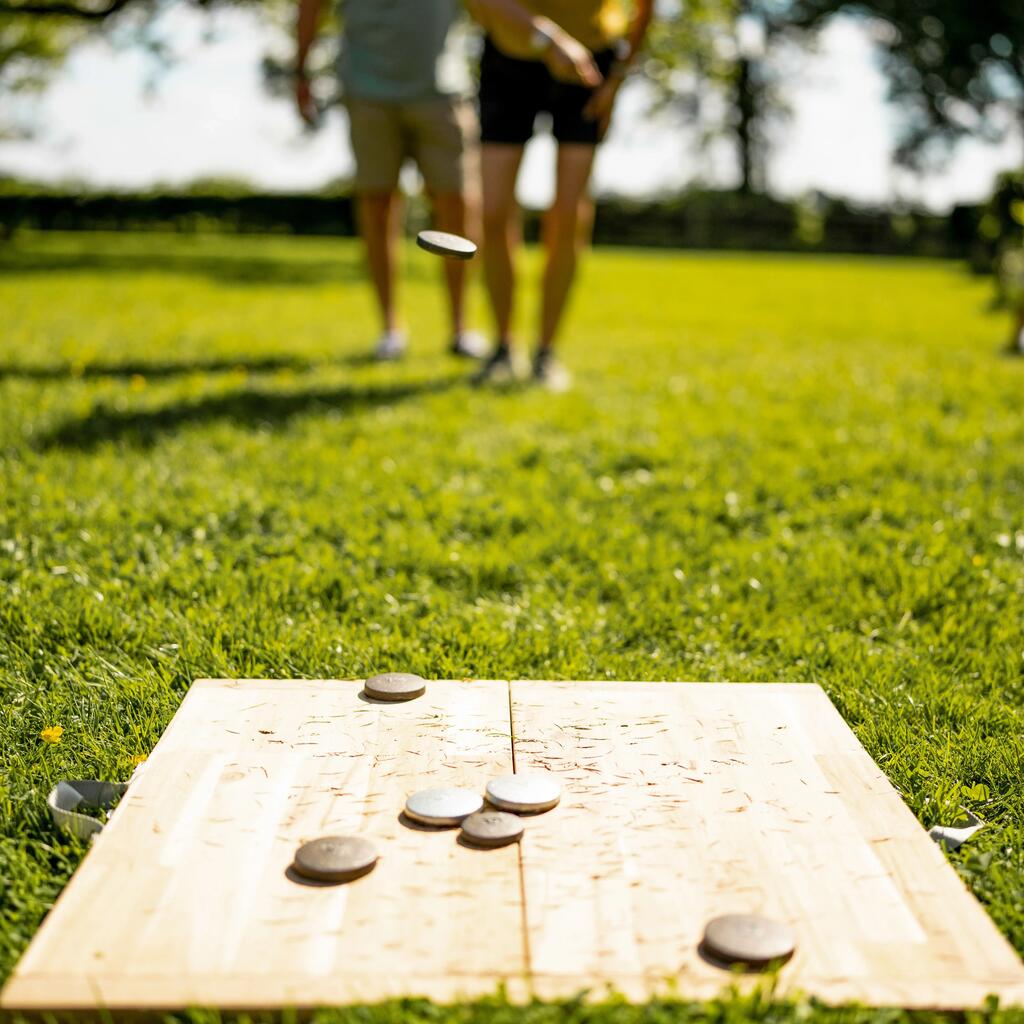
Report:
296,0,486,361
339,1,473,103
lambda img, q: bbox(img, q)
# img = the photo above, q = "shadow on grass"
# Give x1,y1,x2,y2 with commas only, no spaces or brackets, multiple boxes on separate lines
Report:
0,246,423,286
40,374,465,451
0,356,317,381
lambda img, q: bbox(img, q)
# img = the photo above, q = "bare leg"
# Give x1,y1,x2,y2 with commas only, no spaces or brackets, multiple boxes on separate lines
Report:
481,144,525,347
540,143,597,351
432,190,473,336
1012,310,1024,353
357,191,402,334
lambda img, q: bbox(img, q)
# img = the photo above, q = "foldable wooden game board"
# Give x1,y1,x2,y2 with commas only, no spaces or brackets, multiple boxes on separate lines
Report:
3,679,1022,1013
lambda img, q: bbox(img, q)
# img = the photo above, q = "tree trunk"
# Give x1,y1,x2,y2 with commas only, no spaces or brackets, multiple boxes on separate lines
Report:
736,57,757,194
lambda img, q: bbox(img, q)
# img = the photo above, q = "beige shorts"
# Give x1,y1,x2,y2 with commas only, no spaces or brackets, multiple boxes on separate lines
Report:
346,96,480,195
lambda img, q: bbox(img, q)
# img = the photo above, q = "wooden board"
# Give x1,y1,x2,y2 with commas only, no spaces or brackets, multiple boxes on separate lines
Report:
2,679,527,1009
510,682,1024,1006
2,679,1022,1013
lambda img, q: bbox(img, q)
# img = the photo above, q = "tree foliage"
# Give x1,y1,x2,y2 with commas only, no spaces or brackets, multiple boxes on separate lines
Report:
790,0,1024,168
2,0,1021,188
0,15,77,137
643,0,803,193
0,0,282,140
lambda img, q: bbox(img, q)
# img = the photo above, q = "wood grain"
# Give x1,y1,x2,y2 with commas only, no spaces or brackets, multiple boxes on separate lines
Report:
510,681,1024,1007
3,679,1021,1013
2,679,525,1011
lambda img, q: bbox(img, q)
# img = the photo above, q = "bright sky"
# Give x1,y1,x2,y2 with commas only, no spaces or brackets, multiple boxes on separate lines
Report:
1,5,1020,210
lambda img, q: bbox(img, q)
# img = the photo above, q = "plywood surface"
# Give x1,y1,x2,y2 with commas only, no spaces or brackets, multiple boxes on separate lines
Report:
511,682,1024,1006
2,679,1022,1013
2,679,525,1009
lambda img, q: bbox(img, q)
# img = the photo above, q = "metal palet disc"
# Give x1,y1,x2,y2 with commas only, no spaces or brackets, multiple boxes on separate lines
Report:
416,230,477,260
364,673,426,702
485,774,561,814
292,836,378,883
460,810,525,848
702,914,796,968
404,787,483,827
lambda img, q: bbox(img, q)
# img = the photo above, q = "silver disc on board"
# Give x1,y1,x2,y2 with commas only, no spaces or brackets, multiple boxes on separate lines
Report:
485,774,561,814
404,787,483,827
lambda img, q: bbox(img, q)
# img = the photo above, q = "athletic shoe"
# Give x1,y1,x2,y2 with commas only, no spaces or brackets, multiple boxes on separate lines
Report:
532,348,571,392
374,330,407,361
1008,325,1024,356
473,343,520,385
450,330,489,359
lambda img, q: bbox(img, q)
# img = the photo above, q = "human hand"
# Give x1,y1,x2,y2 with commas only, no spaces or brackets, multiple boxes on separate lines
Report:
543,28,602,88
295,73,317,126
582,77,621,139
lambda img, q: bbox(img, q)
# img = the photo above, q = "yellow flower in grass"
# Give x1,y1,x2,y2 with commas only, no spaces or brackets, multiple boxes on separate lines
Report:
41,726,64,744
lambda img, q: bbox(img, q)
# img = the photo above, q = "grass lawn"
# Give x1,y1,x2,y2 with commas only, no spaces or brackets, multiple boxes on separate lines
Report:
1,230,1023,1022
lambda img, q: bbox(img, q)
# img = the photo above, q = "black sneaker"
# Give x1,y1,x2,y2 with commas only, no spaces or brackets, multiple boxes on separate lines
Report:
473,343,521,385
531,348,571,392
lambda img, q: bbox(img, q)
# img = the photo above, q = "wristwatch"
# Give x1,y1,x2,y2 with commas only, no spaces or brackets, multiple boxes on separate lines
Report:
528,23,554,56
609,39,632,79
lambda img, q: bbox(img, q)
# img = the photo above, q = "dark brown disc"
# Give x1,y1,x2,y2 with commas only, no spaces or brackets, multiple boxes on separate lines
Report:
460,810,524,848
293,836,378,883
364,673,426,702
702,913,795,969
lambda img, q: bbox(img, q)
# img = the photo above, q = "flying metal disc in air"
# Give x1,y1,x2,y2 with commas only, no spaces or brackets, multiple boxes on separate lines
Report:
416,230,477,260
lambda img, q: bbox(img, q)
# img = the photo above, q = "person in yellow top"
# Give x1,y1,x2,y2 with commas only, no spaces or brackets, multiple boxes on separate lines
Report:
466,0,654,389
482,1,629,56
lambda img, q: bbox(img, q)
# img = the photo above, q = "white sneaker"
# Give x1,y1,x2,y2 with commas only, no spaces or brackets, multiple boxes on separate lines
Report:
374,330,407,361
532,348,572,393
450,330,489,359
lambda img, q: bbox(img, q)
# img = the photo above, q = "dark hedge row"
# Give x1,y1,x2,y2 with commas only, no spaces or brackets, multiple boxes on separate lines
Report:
589,192,977,258
0,191,358,238
0,183,982,259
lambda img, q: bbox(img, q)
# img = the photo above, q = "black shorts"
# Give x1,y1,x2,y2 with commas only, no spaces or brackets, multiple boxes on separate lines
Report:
479,38,616,146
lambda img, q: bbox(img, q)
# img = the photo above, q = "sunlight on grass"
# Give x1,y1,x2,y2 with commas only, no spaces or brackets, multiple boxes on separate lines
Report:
1,232,1022,1018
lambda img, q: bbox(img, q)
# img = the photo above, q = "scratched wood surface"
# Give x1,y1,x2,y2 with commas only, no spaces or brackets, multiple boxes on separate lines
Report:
511,682,1024,1007
2,679,1022,1013
1,679,526,1010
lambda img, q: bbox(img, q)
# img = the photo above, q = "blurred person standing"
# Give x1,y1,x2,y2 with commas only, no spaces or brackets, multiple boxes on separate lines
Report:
1009,311,1024,355
466,0,654,389
296,0,487,361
